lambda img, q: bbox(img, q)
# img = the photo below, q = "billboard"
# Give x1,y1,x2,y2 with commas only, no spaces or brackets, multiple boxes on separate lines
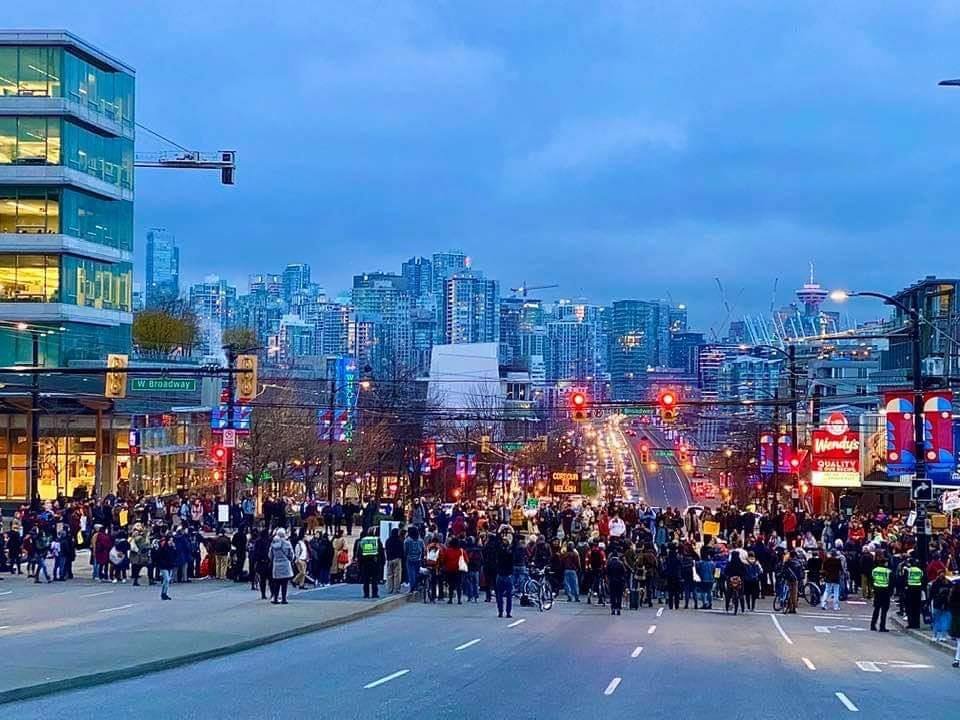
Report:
811,412,861,487
884,391,916,477
923,390,955,482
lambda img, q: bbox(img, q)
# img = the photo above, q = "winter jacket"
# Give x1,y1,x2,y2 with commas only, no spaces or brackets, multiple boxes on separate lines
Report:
269,538,295,579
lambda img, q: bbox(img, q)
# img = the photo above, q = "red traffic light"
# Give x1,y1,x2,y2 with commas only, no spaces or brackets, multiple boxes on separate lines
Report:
658,390,677,407
789,457,800,469
571,391,586,407
211,445,227,463
799,480,809,495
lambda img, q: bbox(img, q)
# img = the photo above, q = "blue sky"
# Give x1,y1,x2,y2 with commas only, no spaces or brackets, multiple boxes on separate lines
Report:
10,1,960,330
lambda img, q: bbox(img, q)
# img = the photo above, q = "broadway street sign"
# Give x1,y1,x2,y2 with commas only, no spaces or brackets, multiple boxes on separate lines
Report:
130,378,198,393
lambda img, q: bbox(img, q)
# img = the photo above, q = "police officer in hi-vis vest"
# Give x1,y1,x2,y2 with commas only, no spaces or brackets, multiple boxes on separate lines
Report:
903,554,925,629
358,528,385,599
870,552,892,632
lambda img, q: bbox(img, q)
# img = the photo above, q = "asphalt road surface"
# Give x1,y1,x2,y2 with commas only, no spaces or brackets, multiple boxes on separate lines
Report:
11,592,956,720
632,427,693,509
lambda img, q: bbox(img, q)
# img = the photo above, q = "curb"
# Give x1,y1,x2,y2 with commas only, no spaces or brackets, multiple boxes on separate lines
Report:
0,592,412,705
891,614,955,655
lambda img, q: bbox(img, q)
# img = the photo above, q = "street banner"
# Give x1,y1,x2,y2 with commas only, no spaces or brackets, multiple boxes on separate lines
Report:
884,391,916,477
759,432,774,475
923,390,955,482
759,431,792,474
811,412,861,487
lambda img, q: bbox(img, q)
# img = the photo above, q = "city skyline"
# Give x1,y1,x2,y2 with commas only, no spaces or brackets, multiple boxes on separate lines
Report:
4,2,960,329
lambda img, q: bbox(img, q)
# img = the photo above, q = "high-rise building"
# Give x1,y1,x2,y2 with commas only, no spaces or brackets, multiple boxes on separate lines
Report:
669,331,705,375
145,228,178,308
189,275,236,329
401,256,432,302
352,271,411,376
608,300,670,400
281,263,310,304
546,320,597,384
431,249,468,342
444,271,499,345
0,31,135,364
248,273,282,300
499,297,524,367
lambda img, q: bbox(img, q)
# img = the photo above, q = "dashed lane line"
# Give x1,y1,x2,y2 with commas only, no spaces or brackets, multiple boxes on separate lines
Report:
835,692,859,712
604,677,622,696
364,669,410,689
656,607,664,617
80,590,114,598
631,646,644,658
647,625,657,635
0,590,12,596
98,604,134,613
507,618,526,628
454,638,482,651
802,657,816,671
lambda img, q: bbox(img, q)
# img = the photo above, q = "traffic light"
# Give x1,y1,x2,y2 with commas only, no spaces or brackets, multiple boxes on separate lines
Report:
104,354,129,398
570,390,589,421
639,442,650,463
799,480,810,496
211,445,227,464
235,354,258,402
789,457,800,472
657,389,679,424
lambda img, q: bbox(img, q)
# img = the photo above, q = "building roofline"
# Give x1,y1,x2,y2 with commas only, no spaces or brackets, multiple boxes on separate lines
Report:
0,30,135,74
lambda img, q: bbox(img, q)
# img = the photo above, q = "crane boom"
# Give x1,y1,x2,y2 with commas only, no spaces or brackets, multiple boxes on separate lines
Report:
134,150,236,184
510,282,559,298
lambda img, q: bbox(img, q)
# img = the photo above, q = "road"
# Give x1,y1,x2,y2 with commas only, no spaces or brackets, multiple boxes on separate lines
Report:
629,426,693,509
10,591,955,719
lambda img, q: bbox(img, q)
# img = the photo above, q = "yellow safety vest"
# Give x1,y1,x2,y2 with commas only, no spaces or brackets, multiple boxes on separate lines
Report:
359,537,379,557
871,566,891,589
906,566,923,587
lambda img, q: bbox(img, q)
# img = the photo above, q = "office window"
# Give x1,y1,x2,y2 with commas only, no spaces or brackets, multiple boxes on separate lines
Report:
62,120,133,190
60,189,132,250
62,256,131,311
0,254,60,302
0,48,17,96
62,51,133,131
0,117,61,165
0,189,59,234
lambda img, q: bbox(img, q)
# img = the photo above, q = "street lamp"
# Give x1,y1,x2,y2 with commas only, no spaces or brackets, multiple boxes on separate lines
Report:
831,288,928,566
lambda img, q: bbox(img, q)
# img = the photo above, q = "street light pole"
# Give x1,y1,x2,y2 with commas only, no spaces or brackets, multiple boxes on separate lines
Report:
28,330,40,509
831,289,928,568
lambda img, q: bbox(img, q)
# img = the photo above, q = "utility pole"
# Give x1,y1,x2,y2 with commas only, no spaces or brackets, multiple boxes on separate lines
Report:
788,344,798,451
28,330,40,510
909,299,929,570
325,377,336,504
224,346,237,506
771,389,780,513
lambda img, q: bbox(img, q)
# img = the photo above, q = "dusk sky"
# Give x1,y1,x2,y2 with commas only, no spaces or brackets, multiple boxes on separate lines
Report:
11,2,960,330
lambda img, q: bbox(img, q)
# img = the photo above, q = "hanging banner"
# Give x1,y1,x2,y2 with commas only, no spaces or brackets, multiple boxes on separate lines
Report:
884,391,916,477
811,412,861,487
759,431,792,474
759,432,775,475
923,390,955,482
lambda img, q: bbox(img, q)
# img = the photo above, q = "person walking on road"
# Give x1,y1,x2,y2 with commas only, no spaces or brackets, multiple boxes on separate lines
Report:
293,531,311,589
495,526,515,619
562,543,581,602
607,550,627,616
404,526,425,595
251,529,272,599
268,528,294,604
930,569,952,643
948,580,960,668
155,532,177,600
213,529,232,580
870,552,892,632
821,550,843,611
904,555,925,629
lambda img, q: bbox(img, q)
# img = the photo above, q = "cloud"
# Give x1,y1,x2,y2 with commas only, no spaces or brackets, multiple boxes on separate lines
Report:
505,116,687,189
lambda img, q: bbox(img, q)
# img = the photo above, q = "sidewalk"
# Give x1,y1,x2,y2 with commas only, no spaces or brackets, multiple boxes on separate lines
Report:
892,613,956,656
0,564,409,704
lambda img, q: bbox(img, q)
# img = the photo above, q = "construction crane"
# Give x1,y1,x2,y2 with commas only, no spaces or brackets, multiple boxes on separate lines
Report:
133,123,236,185
510,282,558,298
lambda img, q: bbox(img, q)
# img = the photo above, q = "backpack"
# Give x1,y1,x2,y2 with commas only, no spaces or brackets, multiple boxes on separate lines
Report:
336,549,349,567
933,585,950,611
745,563,762,582
727,575,743,592
344,561,361,584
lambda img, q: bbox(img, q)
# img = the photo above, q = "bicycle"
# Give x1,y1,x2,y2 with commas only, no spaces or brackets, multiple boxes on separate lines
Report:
772,575,789,613
725,576,743,615
418,567,434,604
801,580,822,607
524,567,555,612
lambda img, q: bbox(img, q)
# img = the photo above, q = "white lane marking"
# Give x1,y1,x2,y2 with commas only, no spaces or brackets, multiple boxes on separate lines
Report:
196,588,228,596
656,607,664,617
888,661,932,669
770,614,794,645
294,584,337,594
0,590,12,596
802,657,816,671
847,601,867,605
0,625,9,630
835,692,859,712
856,661,881,673
631,646,644,658
364,669,410,689
507,618,525,628
98,603,134,613
815,626,831,634
80,590,114,598
604,677,622,696
454,638,481,651
647,625,657,635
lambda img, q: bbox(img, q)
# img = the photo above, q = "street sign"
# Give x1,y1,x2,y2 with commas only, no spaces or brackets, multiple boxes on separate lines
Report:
130,377,197,393
526,497,539,510
912,478,933,501
222,429,237,448
623,407,653,416
941,489,960,512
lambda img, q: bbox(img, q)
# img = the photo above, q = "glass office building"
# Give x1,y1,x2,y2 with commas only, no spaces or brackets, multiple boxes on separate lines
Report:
0,31,134,364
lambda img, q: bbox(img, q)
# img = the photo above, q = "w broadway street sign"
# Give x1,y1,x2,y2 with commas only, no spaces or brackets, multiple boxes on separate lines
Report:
130,378,197,393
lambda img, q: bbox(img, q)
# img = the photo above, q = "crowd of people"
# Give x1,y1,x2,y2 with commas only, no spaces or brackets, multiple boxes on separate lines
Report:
3,491,960,666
